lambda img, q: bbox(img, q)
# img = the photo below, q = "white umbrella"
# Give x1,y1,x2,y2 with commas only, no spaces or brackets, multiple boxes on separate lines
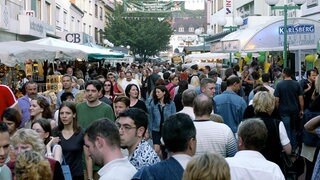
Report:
0,41,86,67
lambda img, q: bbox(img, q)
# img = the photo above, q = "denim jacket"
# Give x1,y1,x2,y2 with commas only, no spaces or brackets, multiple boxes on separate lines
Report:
214,90,247,133
148,100,176,132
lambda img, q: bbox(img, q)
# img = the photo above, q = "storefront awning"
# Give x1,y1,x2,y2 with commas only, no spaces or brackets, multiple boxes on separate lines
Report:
220,17,320,52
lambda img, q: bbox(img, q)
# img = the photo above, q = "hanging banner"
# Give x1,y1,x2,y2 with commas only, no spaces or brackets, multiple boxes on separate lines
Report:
224,0,233,16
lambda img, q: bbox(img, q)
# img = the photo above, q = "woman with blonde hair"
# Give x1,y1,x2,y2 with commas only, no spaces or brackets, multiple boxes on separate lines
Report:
15,150,52,180
9,128,64,180
253,91,292,173
183,152,230,180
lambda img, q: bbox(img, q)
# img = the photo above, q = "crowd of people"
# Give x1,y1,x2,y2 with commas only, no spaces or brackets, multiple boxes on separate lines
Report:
0,60,319,180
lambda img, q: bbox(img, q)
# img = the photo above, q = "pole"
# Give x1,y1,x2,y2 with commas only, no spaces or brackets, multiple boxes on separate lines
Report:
229,52,232,67
283,5,288,68
203,36,205,53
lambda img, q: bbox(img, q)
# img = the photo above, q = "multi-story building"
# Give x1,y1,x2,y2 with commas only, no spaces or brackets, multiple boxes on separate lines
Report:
170,16,206,53
0,0,56,42
56,0,115,44
0,0,115,44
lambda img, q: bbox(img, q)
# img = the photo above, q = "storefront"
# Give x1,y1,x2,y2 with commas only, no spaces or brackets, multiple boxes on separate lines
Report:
214,17,320,73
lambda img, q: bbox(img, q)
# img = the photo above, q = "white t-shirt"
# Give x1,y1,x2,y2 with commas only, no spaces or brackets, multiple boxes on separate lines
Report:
98,157,137,180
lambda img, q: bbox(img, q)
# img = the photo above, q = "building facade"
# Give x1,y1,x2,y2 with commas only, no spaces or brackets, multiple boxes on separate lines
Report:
0,0,115,44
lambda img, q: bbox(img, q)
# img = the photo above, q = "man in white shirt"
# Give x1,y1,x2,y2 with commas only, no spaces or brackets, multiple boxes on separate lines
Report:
84,119,137,180
193,94,237,157
120,71,140,92
177,89,197,120
226,118,285,180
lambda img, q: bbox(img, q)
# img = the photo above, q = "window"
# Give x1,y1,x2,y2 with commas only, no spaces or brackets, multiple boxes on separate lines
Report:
55,6,60,23
45,2,51,24
83,23,86,33
95,4,98,17
188,27,194,32
71,16,75,31
95,27,99,42
77,20,80,32
178,27,184,32
37,0,41,19
100,7,103,20
63,10,67,25
89,0,92,14
218,0,223,10
99,29,104,43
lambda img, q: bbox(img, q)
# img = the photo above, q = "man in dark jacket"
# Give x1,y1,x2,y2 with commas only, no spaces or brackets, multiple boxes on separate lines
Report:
132,113,196,180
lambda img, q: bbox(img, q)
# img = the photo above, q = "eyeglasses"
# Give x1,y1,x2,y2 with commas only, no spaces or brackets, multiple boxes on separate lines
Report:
115,123,136,131
104,84,111,86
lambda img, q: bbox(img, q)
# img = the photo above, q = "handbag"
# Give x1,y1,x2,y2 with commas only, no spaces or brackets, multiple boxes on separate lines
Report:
273,120,296,180
61,155,72,180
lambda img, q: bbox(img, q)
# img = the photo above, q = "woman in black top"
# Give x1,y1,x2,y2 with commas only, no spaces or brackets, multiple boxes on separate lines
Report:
53,102,89,180
125,84,147,113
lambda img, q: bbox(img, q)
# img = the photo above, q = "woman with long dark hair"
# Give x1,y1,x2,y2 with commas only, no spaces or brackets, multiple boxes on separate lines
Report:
148,85,176,157
52,102,89,180
125,84,147,113
26,96,55,129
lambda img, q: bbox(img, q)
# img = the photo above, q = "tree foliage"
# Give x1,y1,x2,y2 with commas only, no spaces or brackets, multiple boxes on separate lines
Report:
104,5,173,61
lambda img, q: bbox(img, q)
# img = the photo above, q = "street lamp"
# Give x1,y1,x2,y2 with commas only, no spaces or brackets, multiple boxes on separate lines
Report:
195,28,214,53
218,17,243,67
265,0,306,68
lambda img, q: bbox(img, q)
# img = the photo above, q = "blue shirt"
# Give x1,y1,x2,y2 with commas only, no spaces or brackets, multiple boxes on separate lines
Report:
214,90,247,133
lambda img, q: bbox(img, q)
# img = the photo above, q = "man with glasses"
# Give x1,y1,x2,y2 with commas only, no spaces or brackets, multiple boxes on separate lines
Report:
84,118,137,180
116,108,160,170
132,113,197,180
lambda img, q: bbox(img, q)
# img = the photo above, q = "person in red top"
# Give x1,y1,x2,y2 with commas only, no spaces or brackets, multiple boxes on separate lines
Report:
165,74,179,100
0,85,19,118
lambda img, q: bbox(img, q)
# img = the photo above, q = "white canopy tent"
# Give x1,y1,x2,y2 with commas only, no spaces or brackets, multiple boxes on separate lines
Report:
28,38,124,60
0,41,85,67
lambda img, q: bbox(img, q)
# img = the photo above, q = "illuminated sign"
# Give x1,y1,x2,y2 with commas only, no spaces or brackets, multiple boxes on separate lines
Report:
279,24,314,34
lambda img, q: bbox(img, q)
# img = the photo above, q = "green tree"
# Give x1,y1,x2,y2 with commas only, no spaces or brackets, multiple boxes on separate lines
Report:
104,5,173,61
